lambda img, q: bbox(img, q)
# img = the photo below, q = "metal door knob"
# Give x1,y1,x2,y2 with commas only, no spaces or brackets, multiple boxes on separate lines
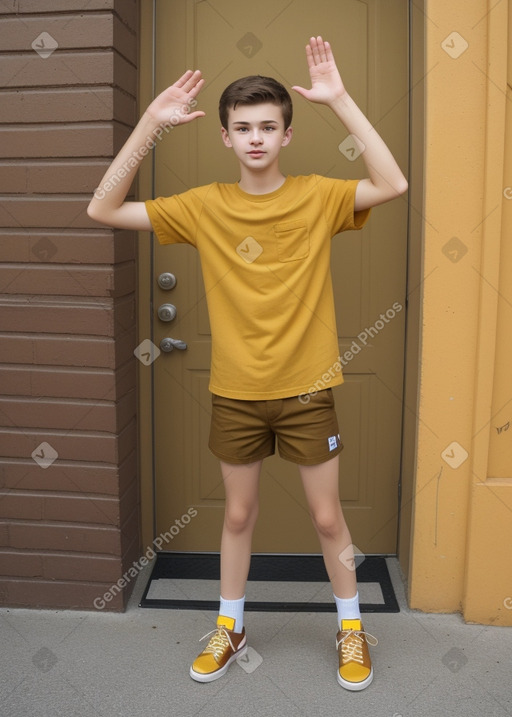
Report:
157,303,177,322
160,338,187,352
157,272,177,290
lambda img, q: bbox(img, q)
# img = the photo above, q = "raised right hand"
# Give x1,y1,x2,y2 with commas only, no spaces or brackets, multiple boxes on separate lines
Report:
145,70,206,127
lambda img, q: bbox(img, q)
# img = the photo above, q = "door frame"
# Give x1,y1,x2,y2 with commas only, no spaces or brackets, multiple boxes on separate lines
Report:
136,0,424,581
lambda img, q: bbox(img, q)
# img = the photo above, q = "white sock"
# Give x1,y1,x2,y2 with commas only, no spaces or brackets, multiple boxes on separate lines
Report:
219,595,245,632
334,591,361,625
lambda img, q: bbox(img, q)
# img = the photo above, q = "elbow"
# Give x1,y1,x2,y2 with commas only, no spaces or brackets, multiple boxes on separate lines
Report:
399,179,408,196
373,175,408,206
376,178,408,206
395,176,408,196
86,201,96,221
87,195,107,224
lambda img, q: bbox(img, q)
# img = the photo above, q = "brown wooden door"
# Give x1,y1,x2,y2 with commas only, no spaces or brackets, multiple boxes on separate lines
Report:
144,0,409,554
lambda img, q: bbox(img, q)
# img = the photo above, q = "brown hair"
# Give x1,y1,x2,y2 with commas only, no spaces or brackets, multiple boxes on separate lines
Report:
219,75,293,130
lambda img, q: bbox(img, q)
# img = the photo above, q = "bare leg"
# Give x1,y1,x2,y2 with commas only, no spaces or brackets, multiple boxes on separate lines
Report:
219,460,262,599
298,455,357,598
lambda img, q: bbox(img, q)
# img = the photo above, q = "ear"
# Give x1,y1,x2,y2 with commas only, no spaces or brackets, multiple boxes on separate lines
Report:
221,127,232,148
281,126,293,147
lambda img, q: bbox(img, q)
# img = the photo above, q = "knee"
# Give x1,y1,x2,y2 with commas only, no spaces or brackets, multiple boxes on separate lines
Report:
311,508,345,540
224,503,258,533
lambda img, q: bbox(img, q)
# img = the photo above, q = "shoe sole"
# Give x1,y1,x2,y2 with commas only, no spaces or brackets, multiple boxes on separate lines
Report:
337,667,373,691
189,645,248,683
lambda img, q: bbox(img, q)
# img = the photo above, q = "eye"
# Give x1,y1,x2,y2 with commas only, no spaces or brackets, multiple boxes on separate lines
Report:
264,126,276,131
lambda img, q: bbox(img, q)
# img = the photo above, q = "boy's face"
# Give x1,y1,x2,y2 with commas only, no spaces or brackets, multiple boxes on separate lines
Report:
221,102,292,172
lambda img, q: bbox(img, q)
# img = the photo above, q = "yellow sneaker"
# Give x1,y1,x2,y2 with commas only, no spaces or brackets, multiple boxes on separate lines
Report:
336,619,378,691
190,615,247,683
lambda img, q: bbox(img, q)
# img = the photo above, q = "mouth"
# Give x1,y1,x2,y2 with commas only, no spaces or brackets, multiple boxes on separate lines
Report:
247,151,265,157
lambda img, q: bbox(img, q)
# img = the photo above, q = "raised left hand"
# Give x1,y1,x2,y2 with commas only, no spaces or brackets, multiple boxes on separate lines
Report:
292,36,346,105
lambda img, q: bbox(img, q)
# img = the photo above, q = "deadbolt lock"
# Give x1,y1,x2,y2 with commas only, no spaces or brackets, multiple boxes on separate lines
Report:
157,272,177,290
157,303,177,322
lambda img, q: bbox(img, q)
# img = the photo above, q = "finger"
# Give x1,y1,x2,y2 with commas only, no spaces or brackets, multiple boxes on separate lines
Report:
182,70,203,93
174,69,195,88
188,77,205,97
304,43,315,70
181,110,206,123
291,85,311,100
323,39,334,63
315,35,328,63
310,36,322,65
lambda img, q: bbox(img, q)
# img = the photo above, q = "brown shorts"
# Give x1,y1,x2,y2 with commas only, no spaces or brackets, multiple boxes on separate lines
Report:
208,388,343,466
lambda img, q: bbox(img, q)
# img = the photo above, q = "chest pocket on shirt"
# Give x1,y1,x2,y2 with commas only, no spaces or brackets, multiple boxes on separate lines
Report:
273,220,310,262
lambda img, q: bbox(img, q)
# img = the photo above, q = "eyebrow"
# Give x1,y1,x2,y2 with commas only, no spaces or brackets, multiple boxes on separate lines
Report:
231,120,280,126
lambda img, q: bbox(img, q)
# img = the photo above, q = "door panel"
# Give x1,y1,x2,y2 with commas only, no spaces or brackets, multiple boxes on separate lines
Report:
149,0,409,553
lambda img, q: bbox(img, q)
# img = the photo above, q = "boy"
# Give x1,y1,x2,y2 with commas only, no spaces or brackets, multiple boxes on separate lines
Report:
88,36,407,690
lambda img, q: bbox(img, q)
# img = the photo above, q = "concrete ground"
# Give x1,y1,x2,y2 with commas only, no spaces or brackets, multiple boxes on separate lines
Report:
1,559,511,717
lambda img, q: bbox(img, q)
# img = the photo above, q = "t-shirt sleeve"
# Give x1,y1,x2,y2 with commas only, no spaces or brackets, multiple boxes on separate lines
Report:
145,187,208,246
318,176,371,234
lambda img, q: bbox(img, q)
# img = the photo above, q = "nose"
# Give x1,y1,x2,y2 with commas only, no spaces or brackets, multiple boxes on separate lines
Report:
250,129,263,145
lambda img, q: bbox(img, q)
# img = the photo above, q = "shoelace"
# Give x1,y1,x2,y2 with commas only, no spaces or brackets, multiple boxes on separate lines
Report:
336,629,378,665
198,626,235,662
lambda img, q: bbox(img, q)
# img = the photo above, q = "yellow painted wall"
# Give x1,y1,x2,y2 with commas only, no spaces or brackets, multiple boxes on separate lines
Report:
408,0,512,625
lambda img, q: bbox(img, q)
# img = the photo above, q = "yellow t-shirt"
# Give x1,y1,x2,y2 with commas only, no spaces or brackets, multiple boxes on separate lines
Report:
145,174,370,400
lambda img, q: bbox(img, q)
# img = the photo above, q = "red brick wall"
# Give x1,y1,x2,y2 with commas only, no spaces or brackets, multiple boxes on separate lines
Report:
0,0,141,610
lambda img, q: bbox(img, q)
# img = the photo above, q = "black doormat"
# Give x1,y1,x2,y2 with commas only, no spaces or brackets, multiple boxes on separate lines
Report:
139,552,399,613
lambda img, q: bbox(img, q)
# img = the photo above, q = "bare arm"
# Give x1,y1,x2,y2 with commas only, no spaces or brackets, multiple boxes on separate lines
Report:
87,70,205,230
292,37,408,211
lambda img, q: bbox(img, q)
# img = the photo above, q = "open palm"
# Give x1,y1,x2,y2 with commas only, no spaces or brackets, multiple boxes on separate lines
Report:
292,36,345,105
146,70,206,126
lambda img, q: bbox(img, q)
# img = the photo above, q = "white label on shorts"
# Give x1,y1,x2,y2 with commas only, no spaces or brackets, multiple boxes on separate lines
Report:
328,435,338,451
